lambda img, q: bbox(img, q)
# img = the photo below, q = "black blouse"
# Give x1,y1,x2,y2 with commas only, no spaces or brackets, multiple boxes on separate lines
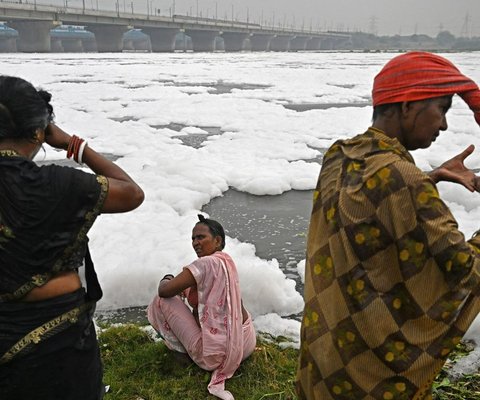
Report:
0,150,108,301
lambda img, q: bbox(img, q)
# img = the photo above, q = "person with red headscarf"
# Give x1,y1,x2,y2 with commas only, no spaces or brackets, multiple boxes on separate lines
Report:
296,52,480,400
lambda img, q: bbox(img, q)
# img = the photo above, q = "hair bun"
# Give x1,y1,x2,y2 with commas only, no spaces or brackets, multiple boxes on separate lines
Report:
37,89,54,121
198,214,206,222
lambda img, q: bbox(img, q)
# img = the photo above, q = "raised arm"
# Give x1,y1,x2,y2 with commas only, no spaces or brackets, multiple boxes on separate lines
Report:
157,269,196,298
45,124,144,213
428,144,480,192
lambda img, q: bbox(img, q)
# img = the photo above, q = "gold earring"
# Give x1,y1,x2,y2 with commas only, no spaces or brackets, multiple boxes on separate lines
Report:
34,130,44,144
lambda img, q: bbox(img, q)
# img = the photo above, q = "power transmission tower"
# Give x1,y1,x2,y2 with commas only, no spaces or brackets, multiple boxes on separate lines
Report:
460,12,471,38
368,15,378,35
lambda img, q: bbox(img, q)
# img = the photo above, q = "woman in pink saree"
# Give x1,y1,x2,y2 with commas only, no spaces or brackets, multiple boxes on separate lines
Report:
147,215,256,400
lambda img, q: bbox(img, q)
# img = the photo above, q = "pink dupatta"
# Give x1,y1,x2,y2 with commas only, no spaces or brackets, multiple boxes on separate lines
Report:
187,251,243,400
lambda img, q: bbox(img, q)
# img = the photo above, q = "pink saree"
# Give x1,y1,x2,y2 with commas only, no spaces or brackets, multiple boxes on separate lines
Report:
147,251,256,400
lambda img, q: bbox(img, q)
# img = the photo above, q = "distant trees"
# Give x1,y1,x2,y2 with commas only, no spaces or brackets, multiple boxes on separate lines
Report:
436,30,456,47
338,29,480,51
309,27,480,51
453,37,480,50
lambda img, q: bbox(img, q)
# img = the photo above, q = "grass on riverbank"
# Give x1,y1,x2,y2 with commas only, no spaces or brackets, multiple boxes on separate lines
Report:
99,324,298,399
99,324,480,400
432,342,480,399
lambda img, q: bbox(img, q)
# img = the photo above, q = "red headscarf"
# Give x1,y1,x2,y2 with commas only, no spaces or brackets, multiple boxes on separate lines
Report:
372,51,480,126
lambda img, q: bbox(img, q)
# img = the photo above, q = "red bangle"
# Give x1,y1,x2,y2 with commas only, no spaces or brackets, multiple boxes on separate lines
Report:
66,135,75,159
73,137,84,163
66,135,85,163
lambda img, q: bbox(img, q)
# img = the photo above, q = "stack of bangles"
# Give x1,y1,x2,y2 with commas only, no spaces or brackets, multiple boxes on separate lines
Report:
66,135,88,164
161,274,174,282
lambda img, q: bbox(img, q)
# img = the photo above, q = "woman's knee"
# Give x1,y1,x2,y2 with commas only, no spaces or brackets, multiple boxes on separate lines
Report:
147,296,162,330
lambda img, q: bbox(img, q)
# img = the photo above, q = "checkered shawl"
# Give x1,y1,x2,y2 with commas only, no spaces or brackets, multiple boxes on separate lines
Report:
296,128,480,400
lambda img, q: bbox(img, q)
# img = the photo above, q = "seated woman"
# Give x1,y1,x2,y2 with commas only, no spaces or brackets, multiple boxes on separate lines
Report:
147,215,256,400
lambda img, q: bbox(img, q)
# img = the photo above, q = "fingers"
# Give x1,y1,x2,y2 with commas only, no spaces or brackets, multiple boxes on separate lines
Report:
466,182,476,192
475,176,480,192
456,144,475,161
462,173,479,192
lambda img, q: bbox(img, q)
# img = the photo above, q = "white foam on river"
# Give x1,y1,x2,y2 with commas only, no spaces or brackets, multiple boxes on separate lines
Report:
2,51,480,347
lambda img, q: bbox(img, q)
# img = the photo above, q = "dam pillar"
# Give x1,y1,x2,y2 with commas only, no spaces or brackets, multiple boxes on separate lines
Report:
50,37,64,52
269,35,293,51
290,36,311,51
185,29,219,52
0,37,17,52
61,38,84,52
221,32,249,52
142,28,178,52
83,38,97,52
306,37,322,50
249,34,274,51
8,20,58,52
87,24,129,52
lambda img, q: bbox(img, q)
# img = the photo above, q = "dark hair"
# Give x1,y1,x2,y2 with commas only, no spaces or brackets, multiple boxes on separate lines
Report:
197,214,226,250
372,102,401,122
0,76,54,141
372,96,452,122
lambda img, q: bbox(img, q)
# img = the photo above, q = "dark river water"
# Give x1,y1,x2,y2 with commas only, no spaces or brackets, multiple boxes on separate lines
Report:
202,188,313,284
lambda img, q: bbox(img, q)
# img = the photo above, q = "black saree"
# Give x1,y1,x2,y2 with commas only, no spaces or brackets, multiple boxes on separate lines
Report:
0,288,104,400
0,150,108,301
0,150,108,399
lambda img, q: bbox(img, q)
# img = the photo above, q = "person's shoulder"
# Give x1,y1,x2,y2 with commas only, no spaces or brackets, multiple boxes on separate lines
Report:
188,254,223,275
203,252,224,263
39,162,85,173
189,253,218,266
200,252,233,265
389,158,428,182
40,162,99,181
218,251,234,262
323,130,380,162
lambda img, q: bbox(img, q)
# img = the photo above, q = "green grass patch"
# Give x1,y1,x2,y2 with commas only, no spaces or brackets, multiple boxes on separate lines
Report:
99,324,298,399
433,342,480,400
99,324,480,400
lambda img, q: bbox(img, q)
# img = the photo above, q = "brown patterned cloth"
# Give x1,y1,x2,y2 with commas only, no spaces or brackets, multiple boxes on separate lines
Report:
296,127,480,400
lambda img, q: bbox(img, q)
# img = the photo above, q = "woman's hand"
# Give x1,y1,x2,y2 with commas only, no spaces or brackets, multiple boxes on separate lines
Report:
428,145,480,192
158,269,195,298
44,124,71,150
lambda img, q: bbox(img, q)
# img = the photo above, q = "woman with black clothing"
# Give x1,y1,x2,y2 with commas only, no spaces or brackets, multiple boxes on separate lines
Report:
0,75,144,400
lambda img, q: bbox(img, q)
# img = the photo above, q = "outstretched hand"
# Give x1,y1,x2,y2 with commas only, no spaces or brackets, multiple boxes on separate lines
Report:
428,144,480,192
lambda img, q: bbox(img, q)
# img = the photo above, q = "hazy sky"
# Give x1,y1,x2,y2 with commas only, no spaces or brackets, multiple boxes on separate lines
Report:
39,0,480,36
171,0,480,36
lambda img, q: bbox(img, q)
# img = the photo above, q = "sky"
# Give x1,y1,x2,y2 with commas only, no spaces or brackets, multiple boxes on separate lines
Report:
34,0,480,37
1,51,480,352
